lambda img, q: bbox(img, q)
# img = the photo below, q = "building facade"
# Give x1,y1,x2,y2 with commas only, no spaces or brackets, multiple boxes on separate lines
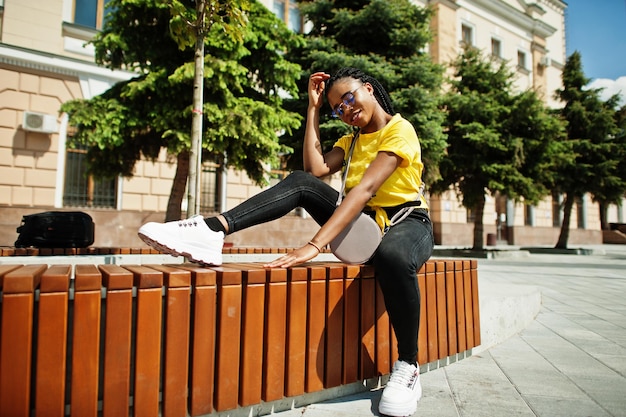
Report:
0,0,622,248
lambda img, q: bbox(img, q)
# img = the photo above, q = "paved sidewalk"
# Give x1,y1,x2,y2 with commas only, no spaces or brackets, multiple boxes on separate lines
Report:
269,244,626,417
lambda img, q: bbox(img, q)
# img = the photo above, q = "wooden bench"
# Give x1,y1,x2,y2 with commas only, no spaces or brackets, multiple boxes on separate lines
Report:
0,258,480,417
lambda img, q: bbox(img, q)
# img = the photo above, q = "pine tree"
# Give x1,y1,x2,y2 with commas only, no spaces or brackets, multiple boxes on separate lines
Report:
553,51,621,248
432,47,566,249
281,0,447,184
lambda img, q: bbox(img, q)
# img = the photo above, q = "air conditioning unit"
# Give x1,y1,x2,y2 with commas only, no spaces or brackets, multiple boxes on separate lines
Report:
539,55,551,68
22,111,58,134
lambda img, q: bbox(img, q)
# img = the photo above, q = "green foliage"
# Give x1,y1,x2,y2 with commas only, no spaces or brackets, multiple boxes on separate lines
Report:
281,0,447,185
61,0,303,185
553,51,624,207
432,47,567,208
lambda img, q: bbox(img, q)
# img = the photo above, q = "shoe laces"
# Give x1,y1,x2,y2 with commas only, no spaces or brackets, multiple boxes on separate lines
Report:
388,362,418,388
177,217,201,227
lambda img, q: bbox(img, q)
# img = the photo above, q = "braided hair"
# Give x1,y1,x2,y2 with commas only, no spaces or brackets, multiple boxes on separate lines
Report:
326,67,395,116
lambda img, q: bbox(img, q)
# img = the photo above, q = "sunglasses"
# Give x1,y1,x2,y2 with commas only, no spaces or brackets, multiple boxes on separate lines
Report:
331,85,365,118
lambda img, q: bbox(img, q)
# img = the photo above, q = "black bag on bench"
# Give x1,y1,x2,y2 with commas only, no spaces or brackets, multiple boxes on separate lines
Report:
15,211,95,248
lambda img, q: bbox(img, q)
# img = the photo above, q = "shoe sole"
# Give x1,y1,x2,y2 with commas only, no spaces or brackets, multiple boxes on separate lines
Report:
138,231,221,266
378,381,421,416
378,406,417,417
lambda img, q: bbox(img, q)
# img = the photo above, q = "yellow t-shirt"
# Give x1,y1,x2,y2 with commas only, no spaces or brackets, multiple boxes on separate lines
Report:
333,113,428,229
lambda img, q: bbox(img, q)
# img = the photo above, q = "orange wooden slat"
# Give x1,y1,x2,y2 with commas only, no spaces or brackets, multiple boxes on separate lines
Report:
375,279,391,376
445,261,458,356
463,260,475,349
36,264,71,417
306,265,326,393
175,264,217,417
360,266,377,380
285,266,308,397
342,264,361,385
435,262,449,359
417,267,427,366
146,265,191,417
0,264,21,288
262,267,288,402
99,264,134,417
0,264,46,417
213,267,243,412
71,264,102,417
471,260,481,347
426,262,439,363
123,265,163,417
237,264,267,407
454,261,467,352
325,263,345,388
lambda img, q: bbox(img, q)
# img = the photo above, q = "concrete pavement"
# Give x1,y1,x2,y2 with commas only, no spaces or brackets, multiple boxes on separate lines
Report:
266,244,626,417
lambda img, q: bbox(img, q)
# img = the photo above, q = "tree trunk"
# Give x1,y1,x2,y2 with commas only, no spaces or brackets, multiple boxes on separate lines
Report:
166,151,190,222
555,192,575,249
472,197,486,250
187,0,207,218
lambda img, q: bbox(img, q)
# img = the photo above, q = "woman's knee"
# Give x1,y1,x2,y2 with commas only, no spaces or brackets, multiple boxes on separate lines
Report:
283,170,311,185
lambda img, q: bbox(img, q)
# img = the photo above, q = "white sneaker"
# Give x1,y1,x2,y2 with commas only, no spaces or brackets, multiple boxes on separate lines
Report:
138,215,224,265
378,360,422,417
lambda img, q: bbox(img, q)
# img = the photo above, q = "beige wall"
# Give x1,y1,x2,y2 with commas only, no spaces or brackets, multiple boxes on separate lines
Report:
0,65,79,207
1,0,98,61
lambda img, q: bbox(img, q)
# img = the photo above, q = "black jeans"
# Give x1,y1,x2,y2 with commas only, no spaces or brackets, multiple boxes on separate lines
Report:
222,170,434,363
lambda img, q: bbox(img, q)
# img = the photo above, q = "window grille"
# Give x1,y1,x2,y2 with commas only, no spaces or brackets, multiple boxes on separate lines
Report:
63,145,117,208
552,191,562,227
200,163,220,213
466,208,475,223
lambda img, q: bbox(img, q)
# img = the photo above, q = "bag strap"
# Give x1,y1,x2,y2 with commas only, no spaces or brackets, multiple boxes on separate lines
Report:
336,128,425,227
336,129,360,207
388,182,426,227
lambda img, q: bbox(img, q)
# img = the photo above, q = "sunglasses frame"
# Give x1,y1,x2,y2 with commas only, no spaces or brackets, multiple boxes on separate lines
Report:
331,84,365,118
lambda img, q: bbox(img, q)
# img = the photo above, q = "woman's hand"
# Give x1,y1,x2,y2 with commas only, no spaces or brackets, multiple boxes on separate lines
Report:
263,243,321,269
308,72,330,110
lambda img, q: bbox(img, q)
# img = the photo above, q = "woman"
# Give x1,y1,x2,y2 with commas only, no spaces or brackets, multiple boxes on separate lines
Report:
139,67,434,416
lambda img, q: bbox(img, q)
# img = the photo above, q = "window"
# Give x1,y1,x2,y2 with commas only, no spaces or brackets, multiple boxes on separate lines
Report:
273,0,285,21
63,145,117,208
461,24,474,46
273,0,302,32
576,197,586,229
200,162,221,213
524,204,535,226
288,3,302,33
491,38,502,58
552,191,562,227
517,50,528,70
466,208,475,223
0,0,4,40
73,0,113,30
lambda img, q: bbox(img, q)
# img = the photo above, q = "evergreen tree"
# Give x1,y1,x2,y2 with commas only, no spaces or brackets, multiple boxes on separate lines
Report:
281,0,447,185
61,0,303,221
595,103,626,230
553,51,621,248
431,47,566,249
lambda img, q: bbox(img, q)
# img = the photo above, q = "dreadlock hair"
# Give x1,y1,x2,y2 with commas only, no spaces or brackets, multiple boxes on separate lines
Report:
326,67,395,116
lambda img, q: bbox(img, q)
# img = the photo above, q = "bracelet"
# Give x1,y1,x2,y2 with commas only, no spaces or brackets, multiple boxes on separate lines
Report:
307,241,321,253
